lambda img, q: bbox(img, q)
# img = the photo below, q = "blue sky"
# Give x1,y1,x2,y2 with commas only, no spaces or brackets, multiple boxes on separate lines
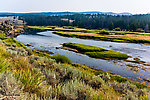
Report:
0,0,150,14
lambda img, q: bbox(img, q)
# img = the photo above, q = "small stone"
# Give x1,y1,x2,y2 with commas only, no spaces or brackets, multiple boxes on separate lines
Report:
27,43,32,46
109,45,112,47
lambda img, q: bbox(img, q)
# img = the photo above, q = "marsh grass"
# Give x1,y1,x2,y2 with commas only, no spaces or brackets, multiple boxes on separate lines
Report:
63,42,105,52
86,51,129,60
28,26,52,30
53,31,150,44
63,43,129,59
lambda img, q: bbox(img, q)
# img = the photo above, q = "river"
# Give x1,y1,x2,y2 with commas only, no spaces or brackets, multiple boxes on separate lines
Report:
16,31,150,85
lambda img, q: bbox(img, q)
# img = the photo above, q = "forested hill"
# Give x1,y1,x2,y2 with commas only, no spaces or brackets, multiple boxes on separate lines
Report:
20,14,150,32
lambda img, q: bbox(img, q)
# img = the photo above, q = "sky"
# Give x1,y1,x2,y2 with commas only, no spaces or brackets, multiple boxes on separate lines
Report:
0,0,150,14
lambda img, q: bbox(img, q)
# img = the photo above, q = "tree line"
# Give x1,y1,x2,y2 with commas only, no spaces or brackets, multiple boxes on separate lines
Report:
19,14,150,32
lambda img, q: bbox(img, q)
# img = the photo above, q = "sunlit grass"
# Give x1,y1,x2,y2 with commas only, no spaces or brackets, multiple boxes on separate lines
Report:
63,43,129,59
53,31,150,44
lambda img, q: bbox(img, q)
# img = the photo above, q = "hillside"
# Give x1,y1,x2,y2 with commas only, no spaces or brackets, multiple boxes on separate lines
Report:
0,22,149,99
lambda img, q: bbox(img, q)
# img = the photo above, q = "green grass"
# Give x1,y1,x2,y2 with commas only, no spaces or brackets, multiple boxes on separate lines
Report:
86,51,129,60
28,26,150,36
63,43,105,52
63,43,129,60
28,26,52,30
109,31,126,35
53,31,150,44
135,33,150,36
109,30,150,36
28,26,96,33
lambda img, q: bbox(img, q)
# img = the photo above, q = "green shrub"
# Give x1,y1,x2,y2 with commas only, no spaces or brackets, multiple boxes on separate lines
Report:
98,30,110,35
63,26,75,29
27,49,33,55
134,83,147,89
136,28,144,32
114,32,126,35
51,26,56,29
52,54,71,64
114,27,121,31
110,75,127,83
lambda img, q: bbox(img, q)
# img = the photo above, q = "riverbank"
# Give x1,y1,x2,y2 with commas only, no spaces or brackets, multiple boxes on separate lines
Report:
28,26,150,44
53,31,150,44
0,30,150,99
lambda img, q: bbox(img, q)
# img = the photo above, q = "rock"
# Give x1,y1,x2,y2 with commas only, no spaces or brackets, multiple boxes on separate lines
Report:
27,43,32,46
56,47,60,49
134,58,140,61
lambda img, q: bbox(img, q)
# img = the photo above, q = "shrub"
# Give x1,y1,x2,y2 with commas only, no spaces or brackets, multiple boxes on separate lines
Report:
114,27,121,31
134,83,147,89
15,68,45,93
98,30,110,35
58,80,93,100
110,75,127,83
0,72,23,98
88,76,104,89
114,32,126,35
63,26,75,29
136,28,144,32
52,54,71,64
0,58,10,72
51,26,56,29
27,49,33,55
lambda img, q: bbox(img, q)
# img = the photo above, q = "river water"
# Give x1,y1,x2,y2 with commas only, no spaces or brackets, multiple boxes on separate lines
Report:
16,31,150,85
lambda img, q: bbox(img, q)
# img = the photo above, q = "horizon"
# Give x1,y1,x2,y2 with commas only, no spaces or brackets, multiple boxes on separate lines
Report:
0,11,132,13
1,0,150,14
0,11,147,15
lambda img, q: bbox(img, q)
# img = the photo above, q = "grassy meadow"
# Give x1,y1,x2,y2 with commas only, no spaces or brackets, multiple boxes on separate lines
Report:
53,31,150,44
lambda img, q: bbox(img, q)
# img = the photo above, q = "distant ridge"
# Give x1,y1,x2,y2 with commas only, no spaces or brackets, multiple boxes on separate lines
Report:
0,11,132,16
80,11,132,15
